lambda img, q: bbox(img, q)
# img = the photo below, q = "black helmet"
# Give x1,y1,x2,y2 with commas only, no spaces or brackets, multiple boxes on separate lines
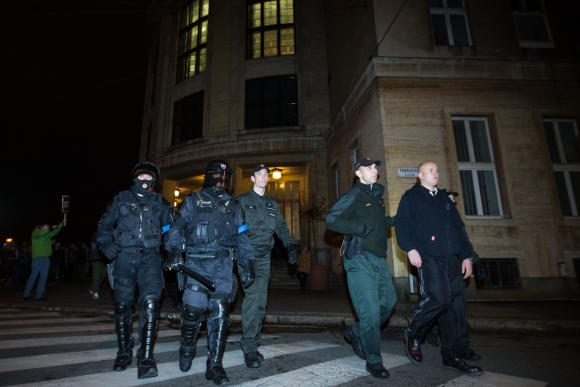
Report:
132,162,160,194
203,159,233,192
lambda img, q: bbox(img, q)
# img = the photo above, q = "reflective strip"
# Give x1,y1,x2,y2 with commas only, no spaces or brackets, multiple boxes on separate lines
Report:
238,224,248,234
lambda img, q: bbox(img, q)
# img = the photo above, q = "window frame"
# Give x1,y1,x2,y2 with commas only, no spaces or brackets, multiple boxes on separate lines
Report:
172,90,205,145
544,118,580,217
453,116,503,218
244,74,299,130
246,0,296,59
511,0,554,49
428,0,473,47
479,258,521,289
176,0,210,83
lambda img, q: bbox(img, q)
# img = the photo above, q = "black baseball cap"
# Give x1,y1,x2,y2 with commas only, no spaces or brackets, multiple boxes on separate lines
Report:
354,157,381,171
252,164,270,174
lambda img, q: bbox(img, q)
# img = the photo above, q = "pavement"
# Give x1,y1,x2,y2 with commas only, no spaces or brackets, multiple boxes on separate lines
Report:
1,278,579,333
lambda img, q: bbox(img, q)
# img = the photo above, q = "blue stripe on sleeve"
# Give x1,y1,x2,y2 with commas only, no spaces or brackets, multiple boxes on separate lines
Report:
238,224,248,234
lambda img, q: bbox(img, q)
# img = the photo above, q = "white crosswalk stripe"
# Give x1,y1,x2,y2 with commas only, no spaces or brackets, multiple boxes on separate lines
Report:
0,308,553,387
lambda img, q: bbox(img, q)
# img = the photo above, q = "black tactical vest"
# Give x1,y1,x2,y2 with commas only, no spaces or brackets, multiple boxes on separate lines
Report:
114,191,164,248
185,192,239,252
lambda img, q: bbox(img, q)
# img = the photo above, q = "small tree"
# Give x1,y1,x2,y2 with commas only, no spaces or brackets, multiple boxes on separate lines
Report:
300,194,327,264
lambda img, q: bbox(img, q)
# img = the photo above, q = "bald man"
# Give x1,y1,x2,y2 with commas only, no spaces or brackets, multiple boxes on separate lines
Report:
395,161,482,376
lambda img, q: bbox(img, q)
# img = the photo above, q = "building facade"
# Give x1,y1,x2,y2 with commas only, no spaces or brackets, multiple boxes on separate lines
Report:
142,0,580,300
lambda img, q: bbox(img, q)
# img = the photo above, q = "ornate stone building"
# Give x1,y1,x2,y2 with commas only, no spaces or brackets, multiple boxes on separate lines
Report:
142,0,580,300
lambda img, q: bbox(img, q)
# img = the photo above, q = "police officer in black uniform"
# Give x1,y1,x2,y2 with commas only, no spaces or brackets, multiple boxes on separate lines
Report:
96,162,174,379
164,160,255,386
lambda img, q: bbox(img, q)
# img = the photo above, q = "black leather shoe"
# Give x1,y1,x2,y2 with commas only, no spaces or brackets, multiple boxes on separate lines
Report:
113,352,132,372
426,328,440,347
179,345,196,372
442,356,483,376
365,362,390,379
244,352,261,368
137,357,158,379
205,359,230,385
344,327,366,360
404,331,422,365
256,351,264,361
462,347,481,361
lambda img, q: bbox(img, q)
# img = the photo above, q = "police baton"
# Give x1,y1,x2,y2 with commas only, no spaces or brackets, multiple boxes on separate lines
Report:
176,264,216,292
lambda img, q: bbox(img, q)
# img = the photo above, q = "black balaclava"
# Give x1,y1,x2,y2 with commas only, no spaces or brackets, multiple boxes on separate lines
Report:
133,173,155,196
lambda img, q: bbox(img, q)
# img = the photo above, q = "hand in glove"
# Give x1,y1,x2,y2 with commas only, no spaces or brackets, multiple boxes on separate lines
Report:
287,245,298,264
239,260,255,288
361,224,374,238
101,242,120,260
166,247,184,270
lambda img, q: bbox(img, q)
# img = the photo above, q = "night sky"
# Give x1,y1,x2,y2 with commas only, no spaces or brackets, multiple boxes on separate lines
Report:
1,1,152,245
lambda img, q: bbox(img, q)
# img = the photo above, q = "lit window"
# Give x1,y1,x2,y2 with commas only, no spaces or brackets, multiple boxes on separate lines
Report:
511,0,554,48
453,117,503,216
266,181,300,239
245,75,298,129
544,119,580,217
177,0,210,83
247,0,295,59
172,91,204,145
428,0,472,46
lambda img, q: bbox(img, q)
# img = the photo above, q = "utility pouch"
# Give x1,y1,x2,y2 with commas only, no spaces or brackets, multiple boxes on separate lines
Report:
177,271,187,291
340,235,362,260
106,263,115,290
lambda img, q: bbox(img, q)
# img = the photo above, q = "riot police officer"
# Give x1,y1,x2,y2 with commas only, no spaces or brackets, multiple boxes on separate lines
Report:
165,159,255,386
96,162,174,379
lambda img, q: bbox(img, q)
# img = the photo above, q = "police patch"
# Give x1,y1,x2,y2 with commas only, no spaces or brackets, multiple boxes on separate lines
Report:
220,164,227,169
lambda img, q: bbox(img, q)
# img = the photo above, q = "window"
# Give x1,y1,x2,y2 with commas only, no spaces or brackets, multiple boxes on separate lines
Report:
247,0,295,59
544,119,580,217
176,0,209,83
511,0,553,48
330,162,339,201
245,75,298,129
428,0,472,46
172,91,204,145
453,117,503,216
479,258,521,289
266,181,300,239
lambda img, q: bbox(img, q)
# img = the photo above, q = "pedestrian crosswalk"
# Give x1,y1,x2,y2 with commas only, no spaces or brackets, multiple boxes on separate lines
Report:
0,308,549,387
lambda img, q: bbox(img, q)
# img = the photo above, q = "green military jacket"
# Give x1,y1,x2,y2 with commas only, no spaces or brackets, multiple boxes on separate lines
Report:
238,189,294,258
325,181,394,258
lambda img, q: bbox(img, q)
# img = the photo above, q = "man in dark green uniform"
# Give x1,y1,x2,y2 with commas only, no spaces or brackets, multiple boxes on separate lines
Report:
237,164,297,368
325,157,396,379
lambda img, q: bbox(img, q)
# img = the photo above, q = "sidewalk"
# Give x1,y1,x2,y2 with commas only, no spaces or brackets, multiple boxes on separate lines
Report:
1,279,579,332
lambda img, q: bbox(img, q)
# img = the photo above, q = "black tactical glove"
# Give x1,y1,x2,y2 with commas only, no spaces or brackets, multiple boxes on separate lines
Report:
361,224,374,238
166,247,184,270
101,242,120,260
473,260,486,282
239,260,255,288
286,245,298,264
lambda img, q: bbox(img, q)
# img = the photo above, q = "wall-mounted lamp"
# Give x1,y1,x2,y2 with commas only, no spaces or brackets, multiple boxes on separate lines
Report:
272,168,283,179
174,188,180,197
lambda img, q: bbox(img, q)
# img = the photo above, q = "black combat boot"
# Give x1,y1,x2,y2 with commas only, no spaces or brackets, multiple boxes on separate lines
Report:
113,301,134,372
179,305,204,372
136,296,159,379
205,299,230,386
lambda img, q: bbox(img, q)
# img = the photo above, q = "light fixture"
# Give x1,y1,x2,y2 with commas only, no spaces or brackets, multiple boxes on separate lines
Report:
174,188,180,197
272,168,283,179
6,238,13,243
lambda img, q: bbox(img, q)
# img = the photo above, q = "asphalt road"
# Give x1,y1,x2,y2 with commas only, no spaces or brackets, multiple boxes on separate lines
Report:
0,307,577,386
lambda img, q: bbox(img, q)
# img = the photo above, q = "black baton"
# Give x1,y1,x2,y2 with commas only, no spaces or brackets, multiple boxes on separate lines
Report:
177,264,217,292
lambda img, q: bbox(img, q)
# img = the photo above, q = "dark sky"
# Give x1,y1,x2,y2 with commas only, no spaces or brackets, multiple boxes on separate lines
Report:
1,1,152,245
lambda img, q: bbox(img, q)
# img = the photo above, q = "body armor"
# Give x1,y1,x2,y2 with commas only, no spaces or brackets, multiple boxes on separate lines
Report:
113,191,166,249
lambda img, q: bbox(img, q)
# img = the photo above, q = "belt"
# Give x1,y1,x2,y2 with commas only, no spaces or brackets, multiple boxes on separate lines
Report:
118,246,159,254
186,284,229,299
187,250,231,259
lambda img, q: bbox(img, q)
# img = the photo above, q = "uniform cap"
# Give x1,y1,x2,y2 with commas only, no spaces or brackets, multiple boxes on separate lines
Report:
252,164,270,174
354,157,381,171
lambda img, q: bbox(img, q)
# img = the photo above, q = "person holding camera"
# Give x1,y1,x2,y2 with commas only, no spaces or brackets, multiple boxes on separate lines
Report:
23,221,65,301
325,157,396,379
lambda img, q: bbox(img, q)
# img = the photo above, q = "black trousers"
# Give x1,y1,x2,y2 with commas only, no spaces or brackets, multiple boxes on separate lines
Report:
406,257,467,359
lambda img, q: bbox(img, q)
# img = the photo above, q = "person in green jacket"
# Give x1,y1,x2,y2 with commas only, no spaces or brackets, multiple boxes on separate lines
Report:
23,220,65,300
325,157,396,379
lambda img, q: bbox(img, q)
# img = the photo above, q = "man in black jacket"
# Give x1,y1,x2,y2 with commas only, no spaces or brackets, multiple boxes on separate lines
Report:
325,157,396,379
395,161,483,376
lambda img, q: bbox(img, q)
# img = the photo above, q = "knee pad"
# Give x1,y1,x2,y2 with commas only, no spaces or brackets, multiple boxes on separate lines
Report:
209,297,230,321
140,296,159,320
182,304,205,325
114,300,132,317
